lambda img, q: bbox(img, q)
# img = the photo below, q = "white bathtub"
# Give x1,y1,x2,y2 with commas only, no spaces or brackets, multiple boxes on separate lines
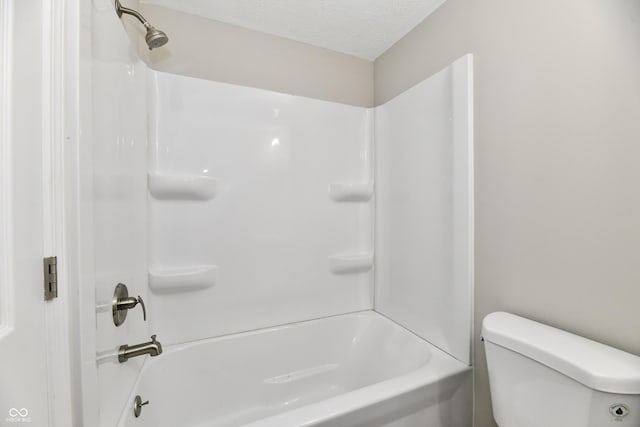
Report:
119,311,471,427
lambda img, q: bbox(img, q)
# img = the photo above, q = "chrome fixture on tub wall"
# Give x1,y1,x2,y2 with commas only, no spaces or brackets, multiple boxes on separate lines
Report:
112,282,146,326
115,0,169,50
133,396,149,418
118,335,163,363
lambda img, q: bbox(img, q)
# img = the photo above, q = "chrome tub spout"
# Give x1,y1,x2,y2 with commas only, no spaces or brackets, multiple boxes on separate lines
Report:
118,335,163,363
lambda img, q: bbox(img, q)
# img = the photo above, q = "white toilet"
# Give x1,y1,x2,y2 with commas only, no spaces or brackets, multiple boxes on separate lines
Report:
482,312,640,426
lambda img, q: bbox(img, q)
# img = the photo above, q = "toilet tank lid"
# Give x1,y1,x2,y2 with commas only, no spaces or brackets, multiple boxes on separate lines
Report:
482,312,640,394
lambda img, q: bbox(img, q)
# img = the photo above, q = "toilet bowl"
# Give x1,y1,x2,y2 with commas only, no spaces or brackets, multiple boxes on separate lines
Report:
482,312,640,427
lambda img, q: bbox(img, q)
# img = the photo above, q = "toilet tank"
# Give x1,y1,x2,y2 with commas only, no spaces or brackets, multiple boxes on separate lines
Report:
482,312,640,427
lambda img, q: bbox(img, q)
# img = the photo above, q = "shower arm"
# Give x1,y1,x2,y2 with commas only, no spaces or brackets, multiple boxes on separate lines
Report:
115,0,152,28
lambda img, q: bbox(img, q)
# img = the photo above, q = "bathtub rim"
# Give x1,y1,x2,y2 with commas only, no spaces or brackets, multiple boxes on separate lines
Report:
149,309,410,354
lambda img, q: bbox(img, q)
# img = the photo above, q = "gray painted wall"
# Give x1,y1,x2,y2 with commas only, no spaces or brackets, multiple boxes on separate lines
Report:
376,0,640,425
137,4,375,107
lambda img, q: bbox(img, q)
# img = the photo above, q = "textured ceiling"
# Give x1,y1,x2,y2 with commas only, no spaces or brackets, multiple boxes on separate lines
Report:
139,0,447,60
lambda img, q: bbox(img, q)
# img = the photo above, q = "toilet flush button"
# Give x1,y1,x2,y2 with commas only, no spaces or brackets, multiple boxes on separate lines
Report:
609,404,630,419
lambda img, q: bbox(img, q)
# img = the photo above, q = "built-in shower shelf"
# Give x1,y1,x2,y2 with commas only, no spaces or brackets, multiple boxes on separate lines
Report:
148,265,217,294
148,173,217,200
328,253,373,275
328,183,373,202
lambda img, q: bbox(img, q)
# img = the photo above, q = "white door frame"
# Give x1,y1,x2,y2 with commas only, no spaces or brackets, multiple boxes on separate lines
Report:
31,0,79,424
41,0,75,423
4,0,114,424
1,0,75,425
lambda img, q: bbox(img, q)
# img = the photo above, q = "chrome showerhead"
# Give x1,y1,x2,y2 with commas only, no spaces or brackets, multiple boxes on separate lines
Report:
144,24,169,50
116,0,169,50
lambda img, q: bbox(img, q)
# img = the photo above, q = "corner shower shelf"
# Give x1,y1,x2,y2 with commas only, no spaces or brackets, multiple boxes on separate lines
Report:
328,253,373,275
148,265,217,294
328,183,373,202
148,173,217,200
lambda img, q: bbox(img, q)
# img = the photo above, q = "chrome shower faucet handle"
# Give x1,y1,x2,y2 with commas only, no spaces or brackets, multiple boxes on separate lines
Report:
112,283,147,326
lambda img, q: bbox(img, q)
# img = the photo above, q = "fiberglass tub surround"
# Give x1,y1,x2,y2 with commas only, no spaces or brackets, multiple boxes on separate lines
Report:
147,70,374,345
100,53,473,426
